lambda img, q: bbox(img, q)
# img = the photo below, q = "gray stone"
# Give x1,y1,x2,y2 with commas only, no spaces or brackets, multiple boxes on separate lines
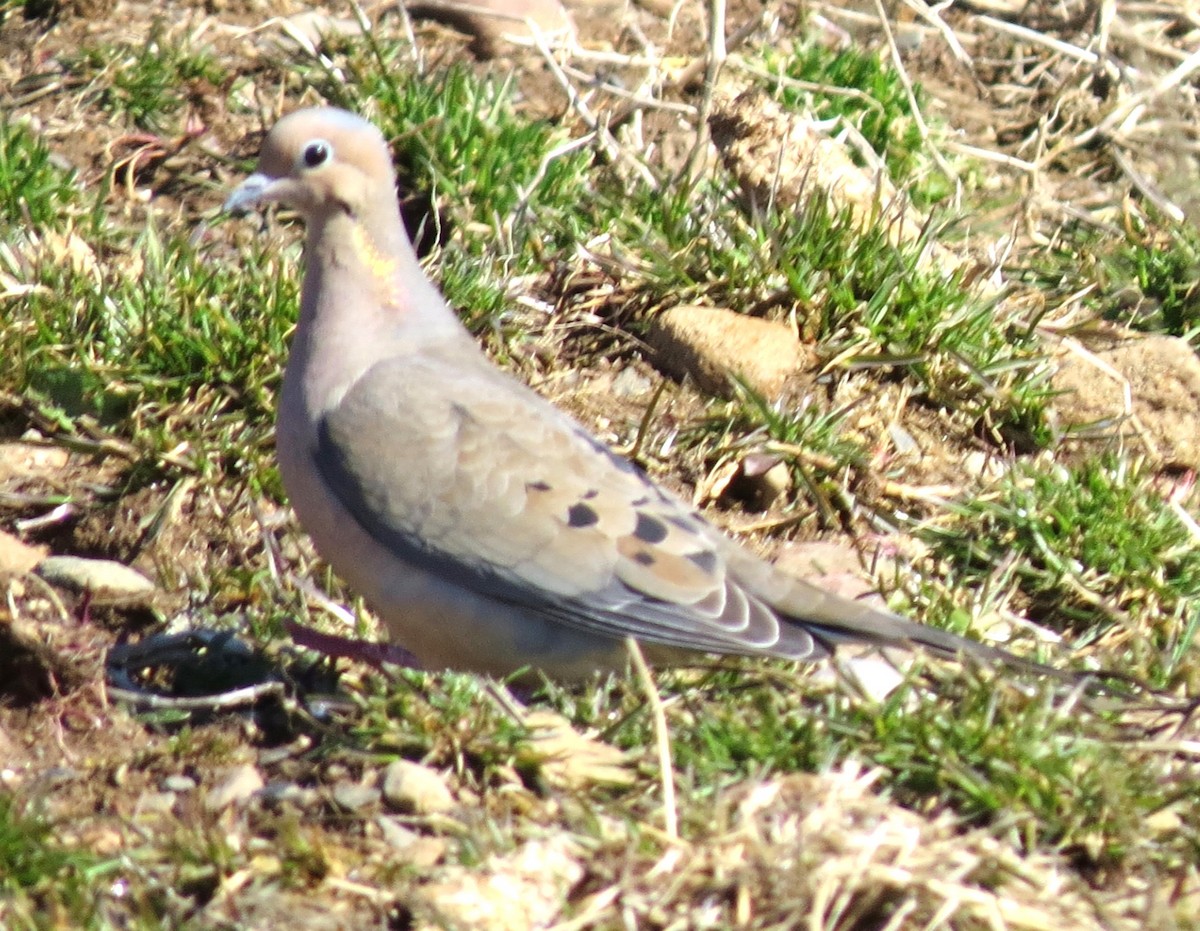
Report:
381,759,455,815
36,556,155,606
204,764,264,812
331,781,381,812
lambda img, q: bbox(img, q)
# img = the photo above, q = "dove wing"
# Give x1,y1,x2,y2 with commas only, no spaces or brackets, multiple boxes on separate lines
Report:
312,353,827,660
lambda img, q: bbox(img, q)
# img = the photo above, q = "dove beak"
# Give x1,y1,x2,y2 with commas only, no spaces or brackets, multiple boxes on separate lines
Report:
224,173,277,214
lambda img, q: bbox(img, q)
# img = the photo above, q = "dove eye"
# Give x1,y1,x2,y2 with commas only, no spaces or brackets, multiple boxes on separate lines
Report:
300,140,332,169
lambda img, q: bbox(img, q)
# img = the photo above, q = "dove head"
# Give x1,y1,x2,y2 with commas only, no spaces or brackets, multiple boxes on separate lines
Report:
227,106,464,360
225,108,401,234
226,106,429,315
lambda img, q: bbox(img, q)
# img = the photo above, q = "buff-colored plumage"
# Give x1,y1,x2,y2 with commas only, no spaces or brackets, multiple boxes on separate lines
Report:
226,107,1034,679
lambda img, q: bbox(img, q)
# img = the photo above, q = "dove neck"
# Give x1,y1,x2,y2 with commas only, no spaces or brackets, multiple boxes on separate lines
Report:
288,209,471,412
300,209,460,334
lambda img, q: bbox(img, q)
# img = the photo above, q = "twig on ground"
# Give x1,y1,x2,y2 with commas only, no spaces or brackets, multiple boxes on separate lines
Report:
1111,146,1185,223
106,681,285,710
676,0,729,187
975,14,1100,65
871,0,956,182
526,31,659,190
626,637,678,841
898,0,973,67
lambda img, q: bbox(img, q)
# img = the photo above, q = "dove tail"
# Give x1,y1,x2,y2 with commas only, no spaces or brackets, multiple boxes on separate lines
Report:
775,588,1073,680
806,613,1063,678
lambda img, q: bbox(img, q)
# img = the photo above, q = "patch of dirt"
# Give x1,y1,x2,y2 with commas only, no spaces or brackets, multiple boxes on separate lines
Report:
64,479,264,606
0,609,93,704
1050,332,1200,469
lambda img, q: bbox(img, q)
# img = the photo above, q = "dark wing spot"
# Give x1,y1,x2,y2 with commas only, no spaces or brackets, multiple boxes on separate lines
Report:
582,489,599,500
633,551,656,566
527,480,552,492
667,514,702,533
631,496,651,507
686,549,719,575
633,512,669,544
567,502,600,528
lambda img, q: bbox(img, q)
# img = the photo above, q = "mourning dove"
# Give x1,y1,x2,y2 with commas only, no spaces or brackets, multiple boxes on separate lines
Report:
225,107,1043,680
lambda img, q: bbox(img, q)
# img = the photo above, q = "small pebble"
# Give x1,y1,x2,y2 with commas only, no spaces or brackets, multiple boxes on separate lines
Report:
259,781,319,809
35,555,156,606
610,366,653,398
0,528,46,575
837,651,910,704
135,791,177,816
205,764,264,812
381,760,455,815
377,816,449,866
962,450,1005,482
37,766,79,787
162,775,196,792
647,304,809,399
331,781,381,812
887,424,920,456
407,0,575,57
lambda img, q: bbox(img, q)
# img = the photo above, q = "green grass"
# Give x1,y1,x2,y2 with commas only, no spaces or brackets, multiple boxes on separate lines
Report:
6,220,294,469
526,660,1200,865
1028,210,1200,347
621,185,1053,503
0,795,104,929
1104,220,1200,344
71,29,225,132
0,118,80,228
761,196,1050,420
346,57,594,256
680,384,867,530
921,456,1200,667
760,40,952,205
